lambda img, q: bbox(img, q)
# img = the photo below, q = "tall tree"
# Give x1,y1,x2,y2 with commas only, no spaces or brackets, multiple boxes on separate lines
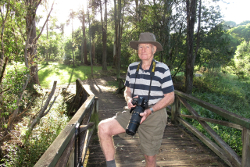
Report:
78,7,88,65
113,0,118,68
116,0,122,77
185,0,197,94
100,0,107,71
67,10,77,67
87,7,93,76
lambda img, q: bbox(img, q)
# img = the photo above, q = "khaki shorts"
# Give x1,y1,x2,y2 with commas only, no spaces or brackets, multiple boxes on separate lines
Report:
114,108,167,156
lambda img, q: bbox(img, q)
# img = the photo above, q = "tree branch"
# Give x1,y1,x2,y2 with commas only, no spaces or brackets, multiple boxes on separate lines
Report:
27,81,57,134
35,1,54,42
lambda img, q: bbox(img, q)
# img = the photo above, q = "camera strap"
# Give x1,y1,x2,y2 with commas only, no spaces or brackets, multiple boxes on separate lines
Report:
132,59,156,102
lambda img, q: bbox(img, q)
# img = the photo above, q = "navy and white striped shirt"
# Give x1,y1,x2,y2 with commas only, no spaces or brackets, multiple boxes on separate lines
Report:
124,60,174,105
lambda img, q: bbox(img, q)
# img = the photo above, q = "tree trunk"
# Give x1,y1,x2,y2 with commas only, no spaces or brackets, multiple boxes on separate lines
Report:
46,20,49,65
81,8,88,65
71,20,75,67
185,0,197,94
116,0,122,78
113,0,118,68
92,41,95,65
101,0,107,71
25,0,43,86
26,17,40,85
87,9,93,76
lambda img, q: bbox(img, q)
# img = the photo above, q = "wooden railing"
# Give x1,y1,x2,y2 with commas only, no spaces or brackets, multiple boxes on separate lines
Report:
171,90,250,167
34,79,98,167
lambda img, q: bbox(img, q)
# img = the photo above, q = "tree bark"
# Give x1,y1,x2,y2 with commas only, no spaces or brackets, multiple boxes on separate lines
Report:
101,0,107,71
113,0,118,68
87,9,93,76
116,0,122,78
80,9,88,65
185,0,197,94
25,0,43,86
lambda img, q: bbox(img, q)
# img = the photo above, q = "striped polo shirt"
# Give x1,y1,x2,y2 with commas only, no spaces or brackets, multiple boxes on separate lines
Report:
124,60,174,105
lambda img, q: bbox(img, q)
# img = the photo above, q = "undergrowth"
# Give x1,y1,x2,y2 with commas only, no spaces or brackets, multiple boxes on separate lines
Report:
2,89,69,167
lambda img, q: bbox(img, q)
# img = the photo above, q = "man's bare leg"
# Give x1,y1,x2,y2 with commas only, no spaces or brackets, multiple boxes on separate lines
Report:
144,155,157,167
98,118,125,161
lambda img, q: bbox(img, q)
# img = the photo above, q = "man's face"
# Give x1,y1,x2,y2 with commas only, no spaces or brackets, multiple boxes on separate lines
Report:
138,43,156,61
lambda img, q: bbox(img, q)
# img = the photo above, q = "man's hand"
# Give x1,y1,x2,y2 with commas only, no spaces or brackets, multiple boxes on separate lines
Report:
127,95,138,109
127,98,135,109
140,109,151,124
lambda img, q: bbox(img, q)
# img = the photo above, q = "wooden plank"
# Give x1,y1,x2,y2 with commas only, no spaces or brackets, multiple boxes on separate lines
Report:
180,114,243,130
175,90,250,129
179,96,241,167
242,128,250,167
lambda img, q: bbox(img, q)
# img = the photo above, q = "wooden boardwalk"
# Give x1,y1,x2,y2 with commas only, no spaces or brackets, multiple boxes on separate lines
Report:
82,77,228,167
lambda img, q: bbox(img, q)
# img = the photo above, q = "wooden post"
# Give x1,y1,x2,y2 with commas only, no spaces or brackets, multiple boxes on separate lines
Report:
242,127,250,167
94,97,99,114
117,77,125,94
171,95,180,124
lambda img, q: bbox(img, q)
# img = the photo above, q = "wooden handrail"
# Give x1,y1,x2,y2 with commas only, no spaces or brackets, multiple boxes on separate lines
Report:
175,90,250,129
172,90,250,167
34,79,98,167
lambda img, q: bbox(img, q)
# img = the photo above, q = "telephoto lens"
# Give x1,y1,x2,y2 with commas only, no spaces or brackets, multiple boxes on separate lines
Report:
126,96,148,136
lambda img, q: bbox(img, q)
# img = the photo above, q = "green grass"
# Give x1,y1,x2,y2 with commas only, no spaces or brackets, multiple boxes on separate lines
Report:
38,63,112,88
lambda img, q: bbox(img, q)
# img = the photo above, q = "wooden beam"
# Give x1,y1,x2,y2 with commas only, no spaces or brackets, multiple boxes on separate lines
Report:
175,90,250,129
171,96,180,124
242,128,250,167
180,114,243,130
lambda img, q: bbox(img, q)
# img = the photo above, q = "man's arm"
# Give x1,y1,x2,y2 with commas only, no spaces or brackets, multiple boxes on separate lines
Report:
124,86,135,109
140,91,175,123
150,91,175,112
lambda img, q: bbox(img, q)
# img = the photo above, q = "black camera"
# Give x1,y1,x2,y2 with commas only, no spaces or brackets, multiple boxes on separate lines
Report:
126,96,148,136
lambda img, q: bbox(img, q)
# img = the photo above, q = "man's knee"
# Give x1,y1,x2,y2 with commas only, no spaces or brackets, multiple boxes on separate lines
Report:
145,155,156,164
98,118,125,137
98,119,110,136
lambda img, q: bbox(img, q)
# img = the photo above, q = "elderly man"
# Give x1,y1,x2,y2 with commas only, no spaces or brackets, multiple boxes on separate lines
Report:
98,32,175,167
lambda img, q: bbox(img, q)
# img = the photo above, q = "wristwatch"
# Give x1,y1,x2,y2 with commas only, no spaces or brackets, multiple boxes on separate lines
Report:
149,107,154,114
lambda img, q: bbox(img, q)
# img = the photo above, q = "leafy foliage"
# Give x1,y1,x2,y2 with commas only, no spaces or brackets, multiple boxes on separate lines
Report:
232,40,250,79
0,63,30,128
